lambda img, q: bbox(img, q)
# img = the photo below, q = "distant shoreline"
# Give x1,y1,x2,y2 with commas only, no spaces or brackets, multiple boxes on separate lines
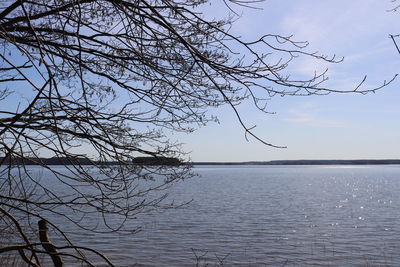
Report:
0,156,180,166
2,157,399,166
192,160,400,166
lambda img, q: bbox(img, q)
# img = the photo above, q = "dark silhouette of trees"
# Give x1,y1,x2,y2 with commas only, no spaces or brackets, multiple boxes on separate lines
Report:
0,0,395,265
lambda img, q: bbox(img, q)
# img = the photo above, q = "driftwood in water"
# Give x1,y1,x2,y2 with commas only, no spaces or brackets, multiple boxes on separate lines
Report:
38,220,63,267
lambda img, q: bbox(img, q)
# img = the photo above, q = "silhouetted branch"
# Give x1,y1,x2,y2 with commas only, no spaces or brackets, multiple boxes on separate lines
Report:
38,220,63,267
390,34,400,55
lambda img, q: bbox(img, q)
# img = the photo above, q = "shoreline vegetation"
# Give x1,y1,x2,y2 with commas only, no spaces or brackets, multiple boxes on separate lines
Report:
1,157,400,166
0,156,181,166
194,159,400,165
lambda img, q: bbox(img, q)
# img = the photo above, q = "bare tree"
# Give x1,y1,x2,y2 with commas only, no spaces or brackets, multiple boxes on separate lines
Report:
0,0,395,265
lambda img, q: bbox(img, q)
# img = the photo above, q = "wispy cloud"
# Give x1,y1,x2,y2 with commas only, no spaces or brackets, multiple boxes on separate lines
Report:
280,0,397,50
285,104,346,128
279,0,400,82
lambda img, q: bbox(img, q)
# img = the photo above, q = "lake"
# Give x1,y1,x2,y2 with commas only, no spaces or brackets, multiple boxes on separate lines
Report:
4,165,400,266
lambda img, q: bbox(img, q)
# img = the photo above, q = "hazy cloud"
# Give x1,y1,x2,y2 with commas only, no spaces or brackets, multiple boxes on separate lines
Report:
285,105,346,128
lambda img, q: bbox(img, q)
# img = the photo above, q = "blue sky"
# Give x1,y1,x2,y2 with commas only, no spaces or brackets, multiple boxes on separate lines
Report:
2,1,399,162
176,0,400,162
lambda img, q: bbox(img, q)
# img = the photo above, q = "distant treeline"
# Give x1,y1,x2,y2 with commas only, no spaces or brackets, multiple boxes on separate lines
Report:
193,159,400,165
2,157,400,166
0,156,181,166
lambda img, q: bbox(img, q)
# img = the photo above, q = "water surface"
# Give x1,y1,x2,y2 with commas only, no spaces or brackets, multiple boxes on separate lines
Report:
6,165,400,266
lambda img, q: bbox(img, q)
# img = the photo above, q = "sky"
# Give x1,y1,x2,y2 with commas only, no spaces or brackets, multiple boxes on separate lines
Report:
2,0,399,162
175,0,400,162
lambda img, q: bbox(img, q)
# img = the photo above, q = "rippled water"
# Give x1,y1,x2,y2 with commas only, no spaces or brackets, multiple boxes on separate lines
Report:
6,165,400,266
